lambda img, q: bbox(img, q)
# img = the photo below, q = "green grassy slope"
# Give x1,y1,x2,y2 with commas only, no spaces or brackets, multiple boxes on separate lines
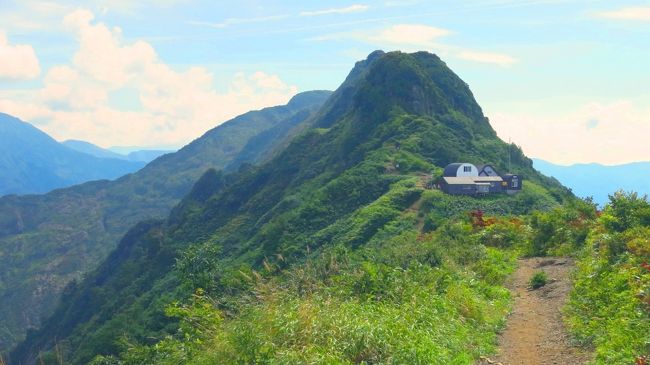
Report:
0,91,331,352
9,51,572,365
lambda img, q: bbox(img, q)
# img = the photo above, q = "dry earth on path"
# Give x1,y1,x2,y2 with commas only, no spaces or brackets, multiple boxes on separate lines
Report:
478,257,592,365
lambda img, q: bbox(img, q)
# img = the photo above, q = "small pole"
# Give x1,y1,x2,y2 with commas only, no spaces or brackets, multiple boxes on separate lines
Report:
508,137,511,173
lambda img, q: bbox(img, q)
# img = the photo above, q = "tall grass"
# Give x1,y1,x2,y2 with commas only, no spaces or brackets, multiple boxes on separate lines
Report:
95,212,519,365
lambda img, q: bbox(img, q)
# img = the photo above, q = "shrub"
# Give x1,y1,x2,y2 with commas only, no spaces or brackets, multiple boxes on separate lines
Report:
529,271,548,289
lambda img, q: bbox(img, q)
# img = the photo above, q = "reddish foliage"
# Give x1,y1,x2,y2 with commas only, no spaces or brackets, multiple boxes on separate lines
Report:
469,210,496,229
641,262,650,272
509,217,524,227
636,355,648,365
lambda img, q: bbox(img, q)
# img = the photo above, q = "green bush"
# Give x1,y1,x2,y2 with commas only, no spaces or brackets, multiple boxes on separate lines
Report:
566,192,650,364
528,271,548,289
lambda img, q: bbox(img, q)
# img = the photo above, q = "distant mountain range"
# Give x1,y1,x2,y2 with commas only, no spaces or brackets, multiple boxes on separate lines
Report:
62,140,173,163
0,113,145,196
533,158,650,206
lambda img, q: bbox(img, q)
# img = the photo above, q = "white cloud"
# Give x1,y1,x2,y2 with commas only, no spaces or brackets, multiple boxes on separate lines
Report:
190,4,367,29
594,6,650,21
489,101,650,165
322,24,516,67
457,50,517,67
189,14,290,29
0,1,72,31
0,31,41,79
0,9,298,148
367,24,451,48
300,4,369,17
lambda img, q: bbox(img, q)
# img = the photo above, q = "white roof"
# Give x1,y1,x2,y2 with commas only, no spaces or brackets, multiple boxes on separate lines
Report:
443,176,503,185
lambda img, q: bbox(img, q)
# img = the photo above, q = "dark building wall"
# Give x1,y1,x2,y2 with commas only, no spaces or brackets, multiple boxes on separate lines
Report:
504,175,522,190
442,182,477,195
489,183,503,193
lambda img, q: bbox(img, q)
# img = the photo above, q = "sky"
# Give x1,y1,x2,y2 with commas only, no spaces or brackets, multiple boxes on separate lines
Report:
0,0,649,164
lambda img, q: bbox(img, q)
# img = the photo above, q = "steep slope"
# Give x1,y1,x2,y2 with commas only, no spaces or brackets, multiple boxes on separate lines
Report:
0,114,145,196
0,91,331,352
9,51,571,364
533,158,650,206
124,150,173,163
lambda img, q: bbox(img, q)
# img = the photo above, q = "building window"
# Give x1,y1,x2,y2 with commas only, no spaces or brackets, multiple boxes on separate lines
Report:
511,177,519,188
463,166,472,172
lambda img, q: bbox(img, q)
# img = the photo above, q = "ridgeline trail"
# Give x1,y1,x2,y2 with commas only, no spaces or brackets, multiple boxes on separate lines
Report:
479,257,592,365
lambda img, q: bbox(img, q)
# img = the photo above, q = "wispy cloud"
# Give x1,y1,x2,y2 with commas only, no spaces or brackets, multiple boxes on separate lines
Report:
189,14,289,28
315,24,517,67
367,24,451,48
189,5,369,31
300,4,369,17
594,6,650,21
384,1,422,7
457,50,517,67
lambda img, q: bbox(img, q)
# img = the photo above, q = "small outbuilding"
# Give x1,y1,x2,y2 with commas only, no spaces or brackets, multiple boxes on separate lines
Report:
503,174,522,194
439,162,522,196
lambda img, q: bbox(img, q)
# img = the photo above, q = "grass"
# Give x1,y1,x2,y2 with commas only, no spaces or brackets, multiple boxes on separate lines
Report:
94,197,522,365
529,271,548,289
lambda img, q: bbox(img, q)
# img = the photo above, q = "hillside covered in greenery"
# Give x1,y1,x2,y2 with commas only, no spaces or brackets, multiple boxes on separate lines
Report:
0,90,331,352
6,51,581,365
567,191,650,363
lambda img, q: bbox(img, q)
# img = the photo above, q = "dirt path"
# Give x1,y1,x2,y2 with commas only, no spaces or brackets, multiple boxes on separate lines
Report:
478,257,592,365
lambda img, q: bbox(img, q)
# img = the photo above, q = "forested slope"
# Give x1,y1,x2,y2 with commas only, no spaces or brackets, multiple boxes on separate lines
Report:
0,91,331,352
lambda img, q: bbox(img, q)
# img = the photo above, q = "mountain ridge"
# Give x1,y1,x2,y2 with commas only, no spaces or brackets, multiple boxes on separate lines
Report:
62,140,172,163
0,113,145,196
9,51,571,364
533,158,650,205
0,90,331,353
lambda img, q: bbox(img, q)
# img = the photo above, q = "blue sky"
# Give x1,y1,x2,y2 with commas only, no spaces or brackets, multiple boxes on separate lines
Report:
0,0,649,164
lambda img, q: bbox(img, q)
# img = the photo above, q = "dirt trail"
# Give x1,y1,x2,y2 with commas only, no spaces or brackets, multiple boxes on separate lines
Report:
478,257,592,365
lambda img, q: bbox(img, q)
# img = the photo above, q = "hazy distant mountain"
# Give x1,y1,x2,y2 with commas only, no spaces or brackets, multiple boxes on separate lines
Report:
0,114,144,196
533,158,650,206
63,140,173,163
62,140,126,160
124,149,172,162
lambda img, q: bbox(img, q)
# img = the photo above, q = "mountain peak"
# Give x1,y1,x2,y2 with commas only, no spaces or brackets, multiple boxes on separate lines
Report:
366,49,386,61
287,90,333,108
315,50,493,139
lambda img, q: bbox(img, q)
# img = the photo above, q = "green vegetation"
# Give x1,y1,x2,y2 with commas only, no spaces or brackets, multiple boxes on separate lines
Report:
14,51,647,364
566,191,650,364
9,51,573,365
93,213,520,365
529,271,548,289
0,91,331,352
